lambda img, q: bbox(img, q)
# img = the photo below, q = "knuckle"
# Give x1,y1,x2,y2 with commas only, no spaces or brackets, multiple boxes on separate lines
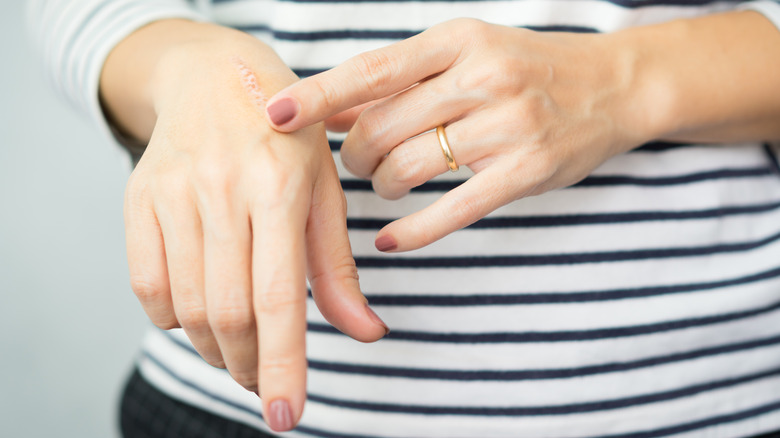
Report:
334,187,349,217
458,17,487,32
153,169,190,202
245,384,260,395
335,259,360,282
353,111,387,154
193,159,234,199
518,95,555,137
310,77,341,116
177,304,210,333
448,17,488,41
493,57,517,79
260,354,300,376
385,148,421,188
255,287,305,315
230,372,258,391
310,258,359,287
432,17,477,35
130,277,165,304
455,195,485,227
456,59,515,93
209,305,255,337
204,356,227,369
124,170,149,202
352,50,395,96
310,176,348,219
491,58,517,85
124,173,155,218
444,190,487,231
205,223,242,249
339,144,361,177
152,318,180,331
249,167,307,210
529,152,560,185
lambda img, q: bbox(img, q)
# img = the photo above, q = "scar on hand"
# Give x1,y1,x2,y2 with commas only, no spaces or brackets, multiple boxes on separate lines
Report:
233,58,267,110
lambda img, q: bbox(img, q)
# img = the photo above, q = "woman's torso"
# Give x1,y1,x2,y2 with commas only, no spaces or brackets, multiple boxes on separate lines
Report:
139,1,780,436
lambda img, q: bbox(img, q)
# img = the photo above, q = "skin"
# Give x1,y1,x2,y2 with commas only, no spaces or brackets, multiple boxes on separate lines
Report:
267,13,780,253
101,11,780,432
100,20,388,432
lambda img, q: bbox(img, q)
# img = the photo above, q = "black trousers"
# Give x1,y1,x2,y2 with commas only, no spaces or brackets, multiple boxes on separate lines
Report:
120,367,780,438
120,368,275,438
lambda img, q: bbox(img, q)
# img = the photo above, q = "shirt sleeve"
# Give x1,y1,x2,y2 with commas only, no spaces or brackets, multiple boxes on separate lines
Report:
739,1,780,31
27,0,207,163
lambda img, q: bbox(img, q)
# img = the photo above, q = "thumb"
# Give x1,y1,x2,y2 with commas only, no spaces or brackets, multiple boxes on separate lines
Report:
306,162,389,342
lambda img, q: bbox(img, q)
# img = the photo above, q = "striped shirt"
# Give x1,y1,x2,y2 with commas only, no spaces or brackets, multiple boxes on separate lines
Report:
29,0,780,437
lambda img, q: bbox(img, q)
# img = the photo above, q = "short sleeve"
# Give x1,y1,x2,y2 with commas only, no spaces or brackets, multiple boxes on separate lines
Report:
27,0,207,164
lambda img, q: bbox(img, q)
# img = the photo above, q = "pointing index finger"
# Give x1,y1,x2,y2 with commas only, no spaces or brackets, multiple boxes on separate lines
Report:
266,26,459,132
252,181,311,432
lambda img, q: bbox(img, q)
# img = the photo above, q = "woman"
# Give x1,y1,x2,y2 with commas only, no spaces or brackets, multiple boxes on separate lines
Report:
29,0,780,436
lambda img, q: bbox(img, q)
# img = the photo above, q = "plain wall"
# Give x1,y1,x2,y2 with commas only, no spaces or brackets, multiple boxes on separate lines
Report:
1,2,148,437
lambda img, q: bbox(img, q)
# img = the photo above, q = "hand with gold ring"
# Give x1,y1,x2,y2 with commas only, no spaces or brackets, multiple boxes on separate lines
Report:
266,15,780,252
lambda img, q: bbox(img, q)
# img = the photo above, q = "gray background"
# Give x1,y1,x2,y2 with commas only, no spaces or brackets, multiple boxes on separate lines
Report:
1,2,148,436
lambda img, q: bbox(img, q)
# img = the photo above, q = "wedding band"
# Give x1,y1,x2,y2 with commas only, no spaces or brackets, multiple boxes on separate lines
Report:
436,125,459,172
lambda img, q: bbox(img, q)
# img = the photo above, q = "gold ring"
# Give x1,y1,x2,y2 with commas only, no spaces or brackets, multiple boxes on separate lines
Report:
436,125,459,172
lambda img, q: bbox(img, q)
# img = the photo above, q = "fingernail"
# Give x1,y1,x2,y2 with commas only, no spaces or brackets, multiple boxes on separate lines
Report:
365,303,390,336
375,235,397,252
266,97,298,126
268,399,294,431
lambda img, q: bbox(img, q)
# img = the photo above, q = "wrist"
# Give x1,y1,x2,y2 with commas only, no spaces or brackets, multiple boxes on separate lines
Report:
101,19,297,142
596,26,677,148
152,25,297,108
600,12,780,144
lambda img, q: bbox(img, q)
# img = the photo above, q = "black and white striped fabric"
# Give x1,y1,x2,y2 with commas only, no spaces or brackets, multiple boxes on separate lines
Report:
30,0,780,437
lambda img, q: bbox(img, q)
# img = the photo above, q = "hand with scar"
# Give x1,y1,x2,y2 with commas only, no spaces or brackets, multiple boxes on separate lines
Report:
100,19,388,432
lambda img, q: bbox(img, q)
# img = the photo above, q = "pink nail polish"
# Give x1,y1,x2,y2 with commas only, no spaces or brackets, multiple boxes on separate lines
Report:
375,235,397,252
268,399,294,431
266,97,298,125
365,303,390,335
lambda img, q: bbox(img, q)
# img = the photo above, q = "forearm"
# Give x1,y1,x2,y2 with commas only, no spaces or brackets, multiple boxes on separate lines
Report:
608,10,780,143
100,19,297,142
